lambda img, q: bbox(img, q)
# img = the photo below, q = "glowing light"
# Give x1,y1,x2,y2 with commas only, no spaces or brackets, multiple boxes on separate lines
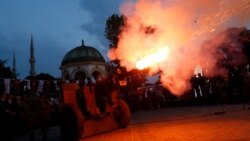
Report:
136,47,169,70
108,0,250,95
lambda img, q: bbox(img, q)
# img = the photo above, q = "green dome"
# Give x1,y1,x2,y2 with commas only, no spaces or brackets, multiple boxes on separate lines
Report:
61,43,105,66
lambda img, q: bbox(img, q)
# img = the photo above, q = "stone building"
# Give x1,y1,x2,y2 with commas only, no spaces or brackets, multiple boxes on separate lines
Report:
60,40,107,81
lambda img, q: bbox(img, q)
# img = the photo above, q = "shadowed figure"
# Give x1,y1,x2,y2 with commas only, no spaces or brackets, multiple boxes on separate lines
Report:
76,81,89,117
24,94,51,141
0,93,13,141
191,73,206,99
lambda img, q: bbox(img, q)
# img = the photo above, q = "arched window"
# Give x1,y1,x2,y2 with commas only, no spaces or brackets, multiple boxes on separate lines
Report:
62,72,70,80
92,71,101,81
74,71,86,81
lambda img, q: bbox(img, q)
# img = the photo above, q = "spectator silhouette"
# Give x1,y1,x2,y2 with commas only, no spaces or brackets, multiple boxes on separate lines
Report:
76,81,89,117
0,93,13,141
192,73,206,99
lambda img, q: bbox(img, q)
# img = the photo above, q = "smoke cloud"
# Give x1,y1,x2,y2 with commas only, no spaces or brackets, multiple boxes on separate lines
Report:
108,0,250,95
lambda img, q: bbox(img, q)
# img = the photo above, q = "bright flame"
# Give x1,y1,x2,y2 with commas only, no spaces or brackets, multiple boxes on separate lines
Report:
136,47,169,70
108,0,250,96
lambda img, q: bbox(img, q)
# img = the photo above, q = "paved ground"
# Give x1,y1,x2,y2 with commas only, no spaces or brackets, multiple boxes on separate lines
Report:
13,104,250,141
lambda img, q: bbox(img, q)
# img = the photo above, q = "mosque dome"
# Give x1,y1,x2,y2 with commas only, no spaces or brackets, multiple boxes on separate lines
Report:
61,41,105,66
60,40,107,81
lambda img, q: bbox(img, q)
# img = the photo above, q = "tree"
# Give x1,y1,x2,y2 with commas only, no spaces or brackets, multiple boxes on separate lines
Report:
105,14,125,49
104,14,125,69
238,28,250,64
25,73,55,80
105,14,148,91
201,27,250,70
0,59,13,78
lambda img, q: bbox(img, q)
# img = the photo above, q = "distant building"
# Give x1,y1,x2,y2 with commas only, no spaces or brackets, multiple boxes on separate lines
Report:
60,40,107,81
29,35,36,77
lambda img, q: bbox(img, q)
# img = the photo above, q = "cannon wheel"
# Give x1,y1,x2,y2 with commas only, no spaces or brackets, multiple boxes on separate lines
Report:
113,99,131,128
60,104,84,141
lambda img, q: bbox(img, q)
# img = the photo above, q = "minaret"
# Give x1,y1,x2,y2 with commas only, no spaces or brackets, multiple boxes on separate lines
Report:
29,35,36,77
82,39,85,46
12,52,17,78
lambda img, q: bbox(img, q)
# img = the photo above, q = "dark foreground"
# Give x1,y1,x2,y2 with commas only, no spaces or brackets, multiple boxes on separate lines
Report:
13,104,250,141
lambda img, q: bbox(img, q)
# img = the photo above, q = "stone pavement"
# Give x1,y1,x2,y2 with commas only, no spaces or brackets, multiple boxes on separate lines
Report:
13,104,250,141
130,104,242,125
82,104,250,141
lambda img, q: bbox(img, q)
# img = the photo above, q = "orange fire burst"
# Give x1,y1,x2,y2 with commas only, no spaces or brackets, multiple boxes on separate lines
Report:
108,0,250,95
136,47,169,70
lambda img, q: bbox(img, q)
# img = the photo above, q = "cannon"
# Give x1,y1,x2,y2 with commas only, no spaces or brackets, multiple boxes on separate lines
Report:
60,71,131,141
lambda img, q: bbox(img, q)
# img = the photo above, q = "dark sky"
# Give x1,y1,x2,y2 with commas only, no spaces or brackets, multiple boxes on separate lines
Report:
0,0,123,79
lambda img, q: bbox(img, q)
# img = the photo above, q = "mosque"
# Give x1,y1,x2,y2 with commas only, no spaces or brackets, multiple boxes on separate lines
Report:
25,36,107,81
0,37,107,95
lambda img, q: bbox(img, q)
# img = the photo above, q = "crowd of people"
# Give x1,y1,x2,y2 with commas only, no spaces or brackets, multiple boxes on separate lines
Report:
125,66,250,112
0,91,61,141
1,66,250,140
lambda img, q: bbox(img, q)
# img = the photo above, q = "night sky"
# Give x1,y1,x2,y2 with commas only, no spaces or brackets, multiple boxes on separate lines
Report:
0,0,123,79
